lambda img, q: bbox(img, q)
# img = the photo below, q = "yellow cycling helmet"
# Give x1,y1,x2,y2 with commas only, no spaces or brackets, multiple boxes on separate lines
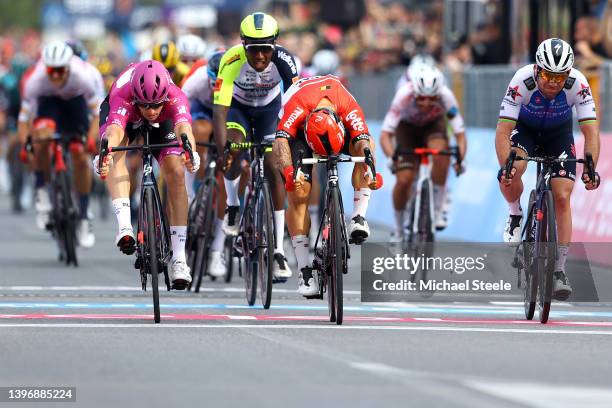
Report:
152,41,180,70
240,12,279,44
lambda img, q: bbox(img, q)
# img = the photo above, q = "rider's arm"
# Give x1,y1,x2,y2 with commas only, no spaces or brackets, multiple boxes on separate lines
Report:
272,46,299,91
175,121,196,152
213,104,229,152
380,131,394,158
273,136,293,172
580,121,600,166
103,123,125,149
442,87,467,160
495,119,516,166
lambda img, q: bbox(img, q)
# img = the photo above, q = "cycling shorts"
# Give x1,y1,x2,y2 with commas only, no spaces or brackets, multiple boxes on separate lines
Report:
227,95,281,143
190,99,213,122
393,118,447,172
37,95,90,138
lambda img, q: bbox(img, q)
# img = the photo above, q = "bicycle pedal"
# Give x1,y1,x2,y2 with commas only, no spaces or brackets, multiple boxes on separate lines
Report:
272,277,288,284
171,281,189,291
304,294,320,300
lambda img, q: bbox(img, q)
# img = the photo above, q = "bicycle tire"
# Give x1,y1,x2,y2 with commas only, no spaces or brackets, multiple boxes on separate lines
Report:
539,190,557,324
224,236,234,283
144,189,161,323
415,181,434,293
257,182,274,309
243,195,257,306
523,190,537,320
193,178,215,293
186,182,205,285
60,172,78,267
329,186,344,325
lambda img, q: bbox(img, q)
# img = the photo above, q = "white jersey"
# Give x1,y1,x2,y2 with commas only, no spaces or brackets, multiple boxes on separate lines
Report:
181,65,214,110
381,81,465,134
498,64,597,129
19,56,104,123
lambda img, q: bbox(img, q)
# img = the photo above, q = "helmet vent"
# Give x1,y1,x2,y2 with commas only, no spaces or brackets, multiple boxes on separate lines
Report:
254,13,264,30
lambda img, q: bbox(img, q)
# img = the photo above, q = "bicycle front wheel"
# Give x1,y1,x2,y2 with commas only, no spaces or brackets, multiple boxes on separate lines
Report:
257,182,274,309
144,189,161,324
522,190,537,320
328,186,345,325
193,178,216,293
243,195,257,306
58,171,78,266
538,190,557,324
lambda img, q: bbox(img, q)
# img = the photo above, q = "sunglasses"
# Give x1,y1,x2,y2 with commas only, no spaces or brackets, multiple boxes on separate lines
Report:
46,66,68,76
415,95,439,102
135,101,164,110
538,69,569,83
244,44,275,53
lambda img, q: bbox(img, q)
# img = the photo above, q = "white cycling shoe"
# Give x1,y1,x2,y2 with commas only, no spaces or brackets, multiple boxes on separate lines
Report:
115,227,136,255
77,219,95,248
503,212,523,247
35,188,51,231
222,205,240,236
297,267,319,297
272,253,292,280
347,215,370,244
208,250,227,278
170,259,192,290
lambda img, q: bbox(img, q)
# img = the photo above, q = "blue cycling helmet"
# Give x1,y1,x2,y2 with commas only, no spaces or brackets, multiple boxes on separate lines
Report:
66,39,88,61
206,50,225,82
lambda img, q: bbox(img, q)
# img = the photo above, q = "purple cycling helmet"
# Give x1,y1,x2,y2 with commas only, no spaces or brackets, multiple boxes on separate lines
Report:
131,60,171,104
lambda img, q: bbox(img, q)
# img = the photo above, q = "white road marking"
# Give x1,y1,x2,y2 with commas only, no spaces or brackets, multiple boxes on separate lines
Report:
1,323,611,335
465,380,612,408
0,286,362,295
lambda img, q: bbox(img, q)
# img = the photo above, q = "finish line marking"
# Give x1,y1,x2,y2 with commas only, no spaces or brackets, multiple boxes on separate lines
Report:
1,313,612,328
0,323,611,335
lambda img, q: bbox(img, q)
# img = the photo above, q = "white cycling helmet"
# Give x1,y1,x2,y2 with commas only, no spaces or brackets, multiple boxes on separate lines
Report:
409,53,436,69
410,65,444,97
312,49,340,76
535,38,574,73
42,41,74,67
177,34,206,60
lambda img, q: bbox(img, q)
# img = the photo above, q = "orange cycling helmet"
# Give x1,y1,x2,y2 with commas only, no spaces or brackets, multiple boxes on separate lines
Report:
304,107,345,156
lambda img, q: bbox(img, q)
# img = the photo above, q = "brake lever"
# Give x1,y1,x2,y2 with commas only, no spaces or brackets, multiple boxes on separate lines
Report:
504,150,517,180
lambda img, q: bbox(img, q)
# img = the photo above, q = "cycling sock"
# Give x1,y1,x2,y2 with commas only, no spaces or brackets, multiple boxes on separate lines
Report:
170,226,187,263
508,199,522,216
274,210,285,255
433,184,446,215
224,176,240,207
309,204,319,240
112,198,132,232
291,235,310,271
394,209,404,236
34,171,45,188
210,218,226,252
79,194,90,220
351,188,371,219
555,244,569,272
185,169,195,203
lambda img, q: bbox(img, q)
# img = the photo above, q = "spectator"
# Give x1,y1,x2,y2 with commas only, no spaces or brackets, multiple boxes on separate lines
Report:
574,16,607,74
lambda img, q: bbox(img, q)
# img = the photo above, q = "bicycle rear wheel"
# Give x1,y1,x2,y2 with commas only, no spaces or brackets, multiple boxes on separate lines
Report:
60,172,78,267
328,186,345,325
224,236,234,283
144,189,161,323
538,190,557,324
257,182,274,309
186,182,204,286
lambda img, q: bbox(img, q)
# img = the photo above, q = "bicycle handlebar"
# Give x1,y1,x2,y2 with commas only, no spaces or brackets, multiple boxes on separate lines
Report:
504,150,596,181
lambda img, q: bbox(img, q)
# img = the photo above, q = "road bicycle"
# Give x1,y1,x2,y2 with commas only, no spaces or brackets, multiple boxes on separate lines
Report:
508,150,595,323
99,124,194,323
295,147,378,325
26,134,82,267
394,147,462,287
231,141,276,309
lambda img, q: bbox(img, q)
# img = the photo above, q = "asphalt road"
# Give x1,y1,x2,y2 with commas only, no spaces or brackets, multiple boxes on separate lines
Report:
2,194,612,408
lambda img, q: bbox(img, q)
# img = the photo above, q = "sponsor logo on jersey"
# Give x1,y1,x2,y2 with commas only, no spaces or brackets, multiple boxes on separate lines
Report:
346,109,365,132
559,169,567,177
276,50,298,75
214,78,222,92
506,85,522,101
564,76,576,89
223,54,241,67
523,77,536,90
117,107,127,116
559,151,568,168
577,83,591,99
283,106,304,129
178,105,187,114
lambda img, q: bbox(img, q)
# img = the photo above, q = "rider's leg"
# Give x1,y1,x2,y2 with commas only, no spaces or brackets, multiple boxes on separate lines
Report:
499,147,528,245
288,180,316,295
32,119,55,229
221,125,245,236
348,138,376,242
209,172,229,278
160,152,192,288
187,118,213,201
427,133,450,229
550,170,576,300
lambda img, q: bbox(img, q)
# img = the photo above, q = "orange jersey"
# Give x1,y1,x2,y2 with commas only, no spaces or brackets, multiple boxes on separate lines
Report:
276,75,369,141
180,58,206,87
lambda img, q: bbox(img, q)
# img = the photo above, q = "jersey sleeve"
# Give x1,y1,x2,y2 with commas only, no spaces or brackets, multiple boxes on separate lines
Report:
338,84,370,140
83,62,104,111
181,66,206,100
166,85,192,125
381,84,410,133
569,70,597,125
499,69,529,123
18,66,42,123
213,46,244,107
276,89,306,139
441,86,465,134
272,46,299,92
